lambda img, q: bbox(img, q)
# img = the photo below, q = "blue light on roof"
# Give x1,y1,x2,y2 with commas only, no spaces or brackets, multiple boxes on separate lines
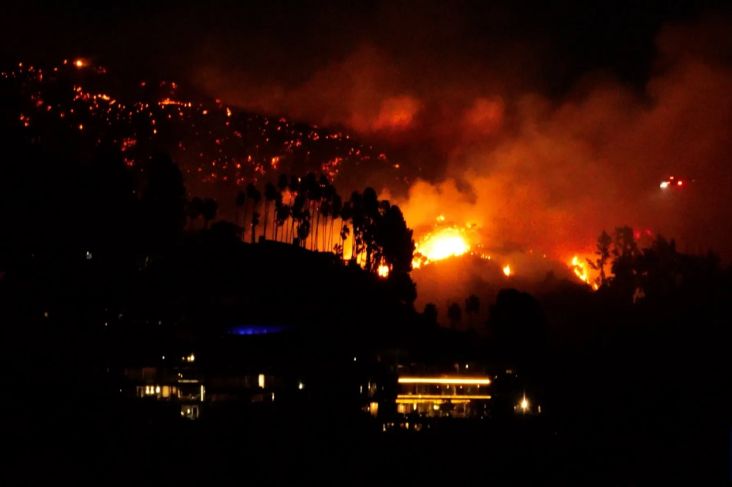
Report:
228,325,289,336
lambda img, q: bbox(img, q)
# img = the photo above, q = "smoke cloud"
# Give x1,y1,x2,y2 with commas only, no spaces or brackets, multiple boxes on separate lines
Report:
193,9,732,260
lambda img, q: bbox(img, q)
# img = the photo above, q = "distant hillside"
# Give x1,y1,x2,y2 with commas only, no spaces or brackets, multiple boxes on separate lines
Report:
1,59,407,207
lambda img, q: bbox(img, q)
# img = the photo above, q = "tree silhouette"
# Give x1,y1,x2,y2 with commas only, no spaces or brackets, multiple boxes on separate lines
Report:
330,193,343,252
235,189,246,225
339,222,350,259
377,204,414,275
275,173,289,242
301,173,319,250
340,200,353,259
263,182,277,241
465,294,480,315
227,172,416,285
296,210,311,247
248,186,261,243
636,235,679,299
201,198,218,229
362,187,379,271
292,193,306,247
587,230,612,288
385,270,417,304
610,226,640,300
447,302,462,329
423,303,438,326
250,210,260,244
348,191,364,263
272,192,285,242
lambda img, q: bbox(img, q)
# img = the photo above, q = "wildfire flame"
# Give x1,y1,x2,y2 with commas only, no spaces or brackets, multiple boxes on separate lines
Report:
570,255,589,283
502,264,512,277
569,254,599,290
414,227,470,264
377,264,390,278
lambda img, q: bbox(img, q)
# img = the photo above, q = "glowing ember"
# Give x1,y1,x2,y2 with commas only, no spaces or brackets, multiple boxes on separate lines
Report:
377,264,390,278
416,227,470,262
502,264,512,277
7,58,397,191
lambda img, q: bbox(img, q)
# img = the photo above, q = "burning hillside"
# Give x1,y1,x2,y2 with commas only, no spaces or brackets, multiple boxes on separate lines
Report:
2,58,405,202
3,44,724,299
1,57,616,296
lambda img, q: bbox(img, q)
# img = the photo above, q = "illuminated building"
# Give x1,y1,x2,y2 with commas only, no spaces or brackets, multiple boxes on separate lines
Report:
395,375,492,419
126,353,206,420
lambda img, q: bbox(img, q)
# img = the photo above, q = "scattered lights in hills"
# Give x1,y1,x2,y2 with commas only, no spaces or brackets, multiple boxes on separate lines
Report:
3,58,402,191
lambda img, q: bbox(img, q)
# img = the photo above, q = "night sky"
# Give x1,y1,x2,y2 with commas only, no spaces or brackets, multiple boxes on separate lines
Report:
4,1,725,94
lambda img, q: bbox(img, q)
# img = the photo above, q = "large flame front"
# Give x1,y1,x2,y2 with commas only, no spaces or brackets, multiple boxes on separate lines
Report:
415,227,470,264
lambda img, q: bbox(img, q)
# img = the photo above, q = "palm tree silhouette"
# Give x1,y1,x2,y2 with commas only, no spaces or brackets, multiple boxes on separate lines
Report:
274,196,289,243
349,191,364,264
329,193,343,253
275,173,289,243
362,187,379,271
250,210,260,244
248,186,261,243
339,223,350,260
287,176,301,244
296,209,311,248
263,182,277,241
291,192,306,246
235,189,247,233
301,173,319,250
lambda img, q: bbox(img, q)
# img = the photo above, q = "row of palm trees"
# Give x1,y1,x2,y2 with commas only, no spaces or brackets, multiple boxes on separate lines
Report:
234,173,415,276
